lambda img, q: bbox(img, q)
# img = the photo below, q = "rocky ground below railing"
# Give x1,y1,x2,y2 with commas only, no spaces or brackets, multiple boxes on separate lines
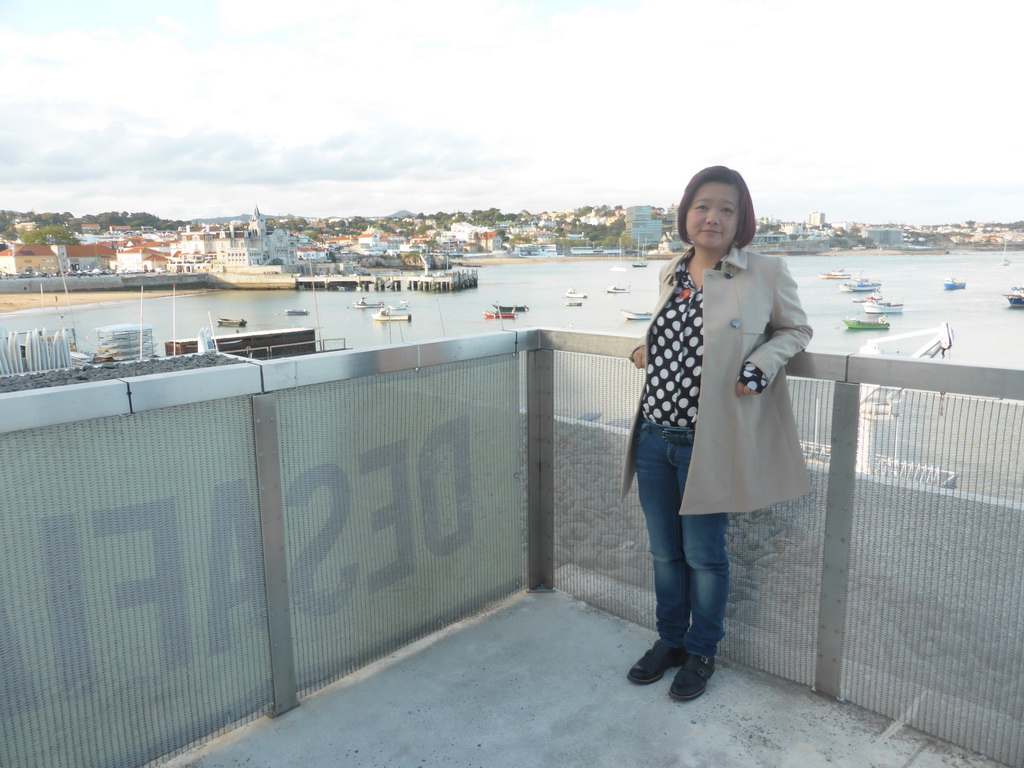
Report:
0,353,246,394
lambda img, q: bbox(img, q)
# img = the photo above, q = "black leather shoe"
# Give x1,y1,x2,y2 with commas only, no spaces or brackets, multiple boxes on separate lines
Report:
669,654,715,700
627,640,688,684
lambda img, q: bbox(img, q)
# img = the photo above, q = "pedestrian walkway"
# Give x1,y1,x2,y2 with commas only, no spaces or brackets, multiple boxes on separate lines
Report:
168,591,1001,768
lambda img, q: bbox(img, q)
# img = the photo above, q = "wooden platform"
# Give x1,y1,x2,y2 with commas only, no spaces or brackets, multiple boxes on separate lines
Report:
166,328,318,359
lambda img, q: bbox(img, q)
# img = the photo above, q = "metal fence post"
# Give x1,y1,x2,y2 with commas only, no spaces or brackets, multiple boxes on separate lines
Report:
814,381,860,698
252,393,299,716
526,348,555,591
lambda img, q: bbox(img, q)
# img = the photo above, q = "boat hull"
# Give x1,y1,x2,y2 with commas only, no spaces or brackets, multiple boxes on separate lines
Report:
863,303,903,314
843,318,890,330
372,310,412,321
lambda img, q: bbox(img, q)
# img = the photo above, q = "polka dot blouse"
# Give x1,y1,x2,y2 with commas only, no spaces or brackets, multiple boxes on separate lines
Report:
642,260,768,429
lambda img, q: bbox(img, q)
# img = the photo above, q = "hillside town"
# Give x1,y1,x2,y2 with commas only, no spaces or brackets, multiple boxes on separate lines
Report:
0,204,1020,277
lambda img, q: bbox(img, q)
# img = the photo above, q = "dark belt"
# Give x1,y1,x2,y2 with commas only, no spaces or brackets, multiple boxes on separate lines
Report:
643,421,695,445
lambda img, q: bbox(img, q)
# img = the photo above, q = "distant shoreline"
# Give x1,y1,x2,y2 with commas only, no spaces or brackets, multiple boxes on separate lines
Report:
0,248,979,315
455,248,952,266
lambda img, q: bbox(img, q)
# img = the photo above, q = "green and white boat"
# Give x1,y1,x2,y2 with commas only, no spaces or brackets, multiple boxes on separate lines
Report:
843,316,890,330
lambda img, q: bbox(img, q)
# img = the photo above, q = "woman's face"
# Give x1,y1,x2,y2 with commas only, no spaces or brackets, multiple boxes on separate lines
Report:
685,182,740,256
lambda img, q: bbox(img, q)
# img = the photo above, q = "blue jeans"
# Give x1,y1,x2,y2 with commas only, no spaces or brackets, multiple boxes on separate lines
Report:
635,421,730,658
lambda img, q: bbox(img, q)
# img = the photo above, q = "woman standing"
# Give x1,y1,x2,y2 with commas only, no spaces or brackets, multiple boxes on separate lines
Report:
621,166,812,701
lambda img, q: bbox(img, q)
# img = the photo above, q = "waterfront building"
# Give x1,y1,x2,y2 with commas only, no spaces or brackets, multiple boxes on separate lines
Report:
625,205,662,252
808,211,827,227
864,227,905,247
0,244,60,275
174,205,301,271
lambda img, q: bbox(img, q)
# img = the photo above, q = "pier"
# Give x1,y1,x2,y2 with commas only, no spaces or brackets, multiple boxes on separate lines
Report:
295,269,478,293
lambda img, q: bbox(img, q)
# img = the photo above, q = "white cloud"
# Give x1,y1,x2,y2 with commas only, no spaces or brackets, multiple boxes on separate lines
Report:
1,0,1023,222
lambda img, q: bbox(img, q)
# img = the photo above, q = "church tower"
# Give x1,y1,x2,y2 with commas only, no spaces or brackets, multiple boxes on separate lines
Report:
248,204,267,239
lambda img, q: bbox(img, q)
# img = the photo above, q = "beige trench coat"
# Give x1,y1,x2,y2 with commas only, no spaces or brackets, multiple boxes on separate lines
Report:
620,246,813,515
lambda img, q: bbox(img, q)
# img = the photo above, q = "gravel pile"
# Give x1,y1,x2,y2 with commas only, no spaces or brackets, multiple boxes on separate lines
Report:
0,353,247,394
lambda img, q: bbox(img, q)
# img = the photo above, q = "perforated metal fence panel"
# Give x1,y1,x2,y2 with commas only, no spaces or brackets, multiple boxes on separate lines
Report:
549,353,829,688
273,355,527,696
0,399,272,768
840,389,1024,768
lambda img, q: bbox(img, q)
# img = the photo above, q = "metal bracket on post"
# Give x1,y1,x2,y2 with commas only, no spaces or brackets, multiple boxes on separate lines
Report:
252,393,299,716
814,381,860,699
526,348,555,592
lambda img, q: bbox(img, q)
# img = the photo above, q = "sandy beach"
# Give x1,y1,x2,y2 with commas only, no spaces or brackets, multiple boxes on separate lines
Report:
0,289,221,316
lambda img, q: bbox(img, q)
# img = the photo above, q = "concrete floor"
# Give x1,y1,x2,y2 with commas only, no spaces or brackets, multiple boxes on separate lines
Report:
167,591,1005,768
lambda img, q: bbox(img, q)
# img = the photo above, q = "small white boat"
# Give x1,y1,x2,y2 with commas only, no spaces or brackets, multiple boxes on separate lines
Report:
942,277,966,290
621,310,652,320
863,301,903,314
565,300,583,307
839,279,882,292
353,297,385,309
372,307,412,322
565,288,587,299
216,317,247,327
606,285,630,294
819,268,849,279
284,308,309,316
851,292,883,304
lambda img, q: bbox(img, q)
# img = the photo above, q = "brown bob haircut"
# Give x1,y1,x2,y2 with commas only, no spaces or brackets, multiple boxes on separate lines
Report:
676,166,756,249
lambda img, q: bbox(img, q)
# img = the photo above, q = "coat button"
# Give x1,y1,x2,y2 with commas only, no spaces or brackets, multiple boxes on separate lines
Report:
730,320,740,328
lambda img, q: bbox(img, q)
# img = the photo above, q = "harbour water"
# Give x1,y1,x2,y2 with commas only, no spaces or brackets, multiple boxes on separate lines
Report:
1,250,1022,368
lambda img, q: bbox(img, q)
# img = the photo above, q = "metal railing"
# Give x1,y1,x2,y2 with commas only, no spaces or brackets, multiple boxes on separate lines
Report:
0,328,1021,768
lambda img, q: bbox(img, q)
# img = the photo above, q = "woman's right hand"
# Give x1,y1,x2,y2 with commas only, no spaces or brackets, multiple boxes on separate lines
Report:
631,347,646,370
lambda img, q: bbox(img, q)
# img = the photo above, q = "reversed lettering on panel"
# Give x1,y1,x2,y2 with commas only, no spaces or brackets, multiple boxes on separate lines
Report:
0,596,38,718
287,464,358,616
42,515,94,698
419,415,474,557
359,441,415,593
207,480,264,655
93,499,193,671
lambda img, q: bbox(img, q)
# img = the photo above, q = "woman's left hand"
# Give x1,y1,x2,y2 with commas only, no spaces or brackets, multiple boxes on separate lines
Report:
736,381,761,397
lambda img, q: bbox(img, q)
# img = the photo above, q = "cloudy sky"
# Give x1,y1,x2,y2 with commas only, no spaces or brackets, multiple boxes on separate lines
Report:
2,0,1021,225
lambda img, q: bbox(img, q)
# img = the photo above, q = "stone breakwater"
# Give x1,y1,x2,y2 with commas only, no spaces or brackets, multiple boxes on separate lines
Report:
0,352,244,394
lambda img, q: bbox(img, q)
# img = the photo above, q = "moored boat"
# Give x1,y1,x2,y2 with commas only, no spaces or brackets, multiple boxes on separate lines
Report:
565,300,583,307
217,318,247,327
493,302,528,312
819,268,849,279
484,310,517,319
372,307,412,322
942,277,966,290
565,288,587,299
353,297,385,309
851,291,883,304
621,310,652,320
1005,287,1024,308
843,316,890,330
839,279,882,292
284,308,309,316
606,285,630,294
863,301,903,314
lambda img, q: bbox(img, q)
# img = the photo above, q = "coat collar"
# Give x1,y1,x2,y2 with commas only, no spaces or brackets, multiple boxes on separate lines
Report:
662,245,748,287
